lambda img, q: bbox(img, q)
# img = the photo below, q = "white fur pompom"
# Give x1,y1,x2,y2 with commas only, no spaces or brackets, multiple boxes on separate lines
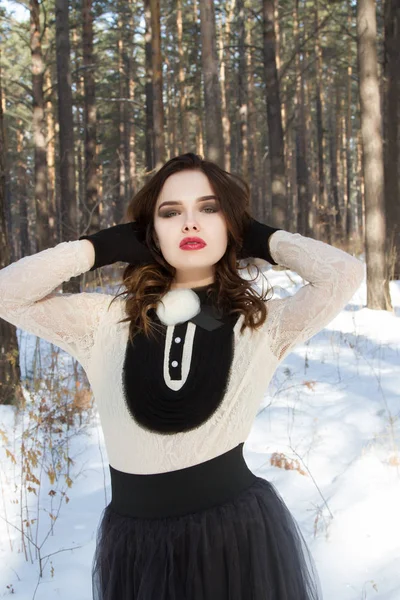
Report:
155,288,201,326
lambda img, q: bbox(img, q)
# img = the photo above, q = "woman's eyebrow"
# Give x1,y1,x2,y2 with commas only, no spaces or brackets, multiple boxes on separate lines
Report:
158,195,218,210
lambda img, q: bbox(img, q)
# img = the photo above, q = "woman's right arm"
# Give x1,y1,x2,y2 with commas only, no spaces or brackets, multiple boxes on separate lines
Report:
0,239,114,371
0,223,154,371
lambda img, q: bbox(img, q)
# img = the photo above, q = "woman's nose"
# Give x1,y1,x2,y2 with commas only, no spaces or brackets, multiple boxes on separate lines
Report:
182,217,200,231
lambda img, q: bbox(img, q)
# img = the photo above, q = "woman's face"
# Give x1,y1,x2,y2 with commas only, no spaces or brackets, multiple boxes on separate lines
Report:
153,170,228,287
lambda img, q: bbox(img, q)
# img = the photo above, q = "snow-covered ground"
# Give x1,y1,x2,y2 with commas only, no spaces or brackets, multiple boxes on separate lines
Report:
0,264,399,599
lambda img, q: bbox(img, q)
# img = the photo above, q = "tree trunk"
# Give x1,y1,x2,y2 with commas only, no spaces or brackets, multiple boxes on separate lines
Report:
304,50,317,233
128,0,137,197
340,97,347,238
150,0,166,170
356,127,365,236
246,10,258,217
0,53,24,408
82,0,99,233
236,0,248,180
217,3,233,172
262,0,286,228
199,0,225,168
16,121,30,256
97,142,104,226
294,0,312,237
165,54,174,157
116,2,126,223
30,0,49,252
55,0,79,292
357,0,392,310
193,0,204,157
72,21,85,228
383,0,400,279
274,0,287,175
45,65,57,246
164,4,177,161
144,0,155,174
314,1,328,241
328,79,340,241
345,0,354,240
177,0,189,151
277,6,295,229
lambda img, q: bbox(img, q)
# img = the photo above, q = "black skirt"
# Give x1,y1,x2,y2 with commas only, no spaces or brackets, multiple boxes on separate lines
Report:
92,443,322,599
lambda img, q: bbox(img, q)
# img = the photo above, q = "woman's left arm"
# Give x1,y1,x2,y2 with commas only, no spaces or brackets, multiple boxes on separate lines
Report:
242,224,365,362
243,219,364,360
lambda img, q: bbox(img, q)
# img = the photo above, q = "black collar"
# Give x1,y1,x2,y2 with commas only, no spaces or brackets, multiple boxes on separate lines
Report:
190,285,225,331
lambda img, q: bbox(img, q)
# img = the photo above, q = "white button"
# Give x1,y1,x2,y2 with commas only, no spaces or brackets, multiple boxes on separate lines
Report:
171,360,178,367
174,337,181,343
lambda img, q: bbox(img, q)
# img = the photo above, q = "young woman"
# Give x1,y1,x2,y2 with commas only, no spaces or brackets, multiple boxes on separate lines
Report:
0,153,364,599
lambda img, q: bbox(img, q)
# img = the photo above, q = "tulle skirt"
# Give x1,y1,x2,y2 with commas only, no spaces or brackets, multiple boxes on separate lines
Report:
92,444,322,600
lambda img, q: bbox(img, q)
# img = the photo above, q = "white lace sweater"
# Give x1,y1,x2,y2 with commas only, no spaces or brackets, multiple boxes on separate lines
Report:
0,231,364,474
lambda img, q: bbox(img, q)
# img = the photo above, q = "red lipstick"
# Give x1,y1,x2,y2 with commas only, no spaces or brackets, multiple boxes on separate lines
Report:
179,237,207,250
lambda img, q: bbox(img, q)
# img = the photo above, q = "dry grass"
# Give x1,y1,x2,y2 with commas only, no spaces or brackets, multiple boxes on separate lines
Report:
0,339,96,588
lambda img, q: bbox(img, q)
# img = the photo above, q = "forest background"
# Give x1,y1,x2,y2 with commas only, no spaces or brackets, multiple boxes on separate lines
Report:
1,1,398,310
0,0,398,308
0,1,399,597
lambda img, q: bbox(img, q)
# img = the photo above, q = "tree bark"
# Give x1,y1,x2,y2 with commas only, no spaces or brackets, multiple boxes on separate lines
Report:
30,0,49,252
115,3,127,223
150,0,166,170
16,121,29,256
72,21,85,228
328,79,340,241
357,0,392,310
294,0,312,237
246,11,258,217
0,53,24,407
165,54,176,156
262,0,286,228
177,0,189,151
355,127,365,236
82,0,99,233
128,0,137,197
45,65,57,246
193,0,204,157
199,0,225,168
55,0,79,292
217,3,233,172
236,0,248,180
345,0,354,240
314,1,328,241
383,0,400,279
144,0,155,174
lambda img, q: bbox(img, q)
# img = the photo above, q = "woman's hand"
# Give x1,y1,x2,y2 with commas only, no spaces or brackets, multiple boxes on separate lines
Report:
79,222,155,271
237,216,282,265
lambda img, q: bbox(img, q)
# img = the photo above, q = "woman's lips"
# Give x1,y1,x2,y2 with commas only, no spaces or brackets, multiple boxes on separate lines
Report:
180,242,206,251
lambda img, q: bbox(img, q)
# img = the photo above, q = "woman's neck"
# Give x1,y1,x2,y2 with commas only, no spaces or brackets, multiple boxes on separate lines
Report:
170,276,215,290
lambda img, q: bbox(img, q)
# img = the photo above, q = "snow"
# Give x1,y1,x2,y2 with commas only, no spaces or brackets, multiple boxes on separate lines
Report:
0,266,399,599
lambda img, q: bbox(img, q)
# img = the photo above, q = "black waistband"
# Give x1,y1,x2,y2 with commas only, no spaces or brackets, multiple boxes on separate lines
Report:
109,442,257,519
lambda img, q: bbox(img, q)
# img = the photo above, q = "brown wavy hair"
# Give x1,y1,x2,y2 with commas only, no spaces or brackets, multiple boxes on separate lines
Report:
109,153,273,344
